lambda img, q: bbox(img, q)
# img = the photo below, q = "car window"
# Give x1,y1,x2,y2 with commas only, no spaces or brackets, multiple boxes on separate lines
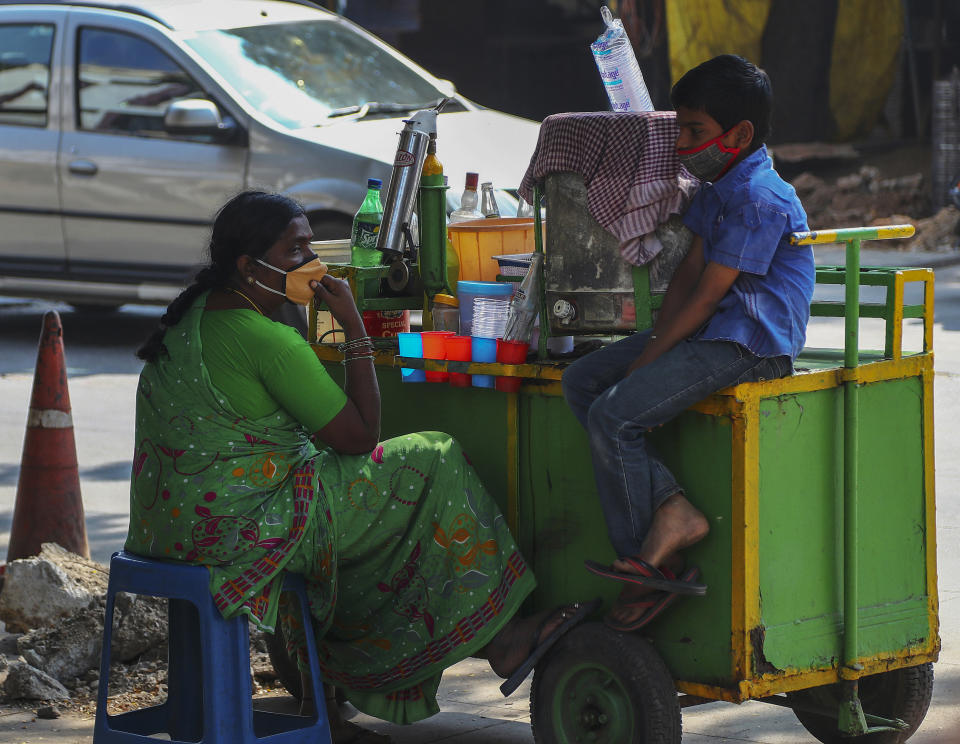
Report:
0,23,54,128
184,19,444,129
77,27,214,142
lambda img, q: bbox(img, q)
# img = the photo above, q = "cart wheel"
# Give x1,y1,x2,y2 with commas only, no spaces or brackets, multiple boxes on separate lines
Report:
530,622,681,744
265,624,303,700
787,663,934,743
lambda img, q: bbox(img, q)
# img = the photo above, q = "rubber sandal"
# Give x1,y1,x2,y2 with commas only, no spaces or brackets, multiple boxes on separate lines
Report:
499,598,601,697
584,557,707,596
605,566,701,632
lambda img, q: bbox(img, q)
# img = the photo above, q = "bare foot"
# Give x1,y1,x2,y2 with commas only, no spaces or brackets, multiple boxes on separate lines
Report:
612,493,709,573
482,607,572,679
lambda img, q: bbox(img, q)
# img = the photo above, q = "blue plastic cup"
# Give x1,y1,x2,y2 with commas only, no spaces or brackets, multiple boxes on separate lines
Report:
471,336,497,388
398,332,426,383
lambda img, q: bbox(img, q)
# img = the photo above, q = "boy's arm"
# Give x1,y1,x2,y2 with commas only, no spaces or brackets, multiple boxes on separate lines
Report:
652,235,706,329
628,243,739,373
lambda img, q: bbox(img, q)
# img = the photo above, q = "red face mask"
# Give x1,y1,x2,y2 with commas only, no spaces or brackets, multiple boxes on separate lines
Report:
676,128,741,182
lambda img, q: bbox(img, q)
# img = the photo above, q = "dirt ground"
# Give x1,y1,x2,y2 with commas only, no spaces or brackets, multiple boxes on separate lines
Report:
774,140,959,251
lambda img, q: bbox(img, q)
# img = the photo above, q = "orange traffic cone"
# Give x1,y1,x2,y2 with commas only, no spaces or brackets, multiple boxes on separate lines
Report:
7,311,89,561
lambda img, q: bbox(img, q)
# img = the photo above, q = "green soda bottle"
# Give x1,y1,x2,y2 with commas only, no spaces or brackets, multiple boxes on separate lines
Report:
351,178,384,266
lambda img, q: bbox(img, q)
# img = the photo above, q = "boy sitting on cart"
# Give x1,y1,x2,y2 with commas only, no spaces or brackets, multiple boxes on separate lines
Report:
563,54,815,632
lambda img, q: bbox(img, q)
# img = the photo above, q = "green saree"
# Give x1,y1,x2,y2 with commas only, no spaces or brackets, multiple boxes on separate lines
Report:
127,295,535,723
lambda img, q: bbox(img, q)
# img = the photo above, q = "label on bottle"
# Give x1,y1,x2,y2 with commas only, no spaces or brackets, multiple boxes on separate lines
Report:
394,150,416,167
352,221,379,250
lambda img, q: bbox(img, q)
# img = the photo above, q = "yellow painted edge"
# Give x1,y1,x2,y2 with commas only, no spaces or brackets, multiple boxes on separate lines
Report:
312,345,397,366
842,354,930,384
730,391,760,684
690,396,740,417
506,392,519,535
924,271,935,353
676,646,940,703
899,267,934,282
892,272,904,361
922,367,940,642
675,681,743,703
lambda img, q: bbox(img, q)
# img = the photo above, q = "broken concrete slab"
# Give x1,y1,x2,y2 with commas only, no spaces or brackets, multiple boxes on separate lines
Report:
17,609,103,684
0,544,107,633
3,661,69,701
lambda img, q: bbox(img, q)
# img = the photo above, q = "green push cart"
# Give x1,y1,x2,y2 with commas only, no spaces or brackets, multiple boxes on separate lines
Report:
307,223,937,743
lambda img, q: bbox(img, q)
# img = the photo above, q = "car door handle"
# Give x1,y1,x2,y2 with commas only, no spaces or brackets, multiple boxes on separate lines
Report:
68,159,99,176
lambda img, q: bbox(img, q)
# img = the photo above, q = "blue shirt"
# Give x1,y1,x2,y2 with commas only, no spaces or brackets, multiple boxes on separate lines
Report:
682,145,814,360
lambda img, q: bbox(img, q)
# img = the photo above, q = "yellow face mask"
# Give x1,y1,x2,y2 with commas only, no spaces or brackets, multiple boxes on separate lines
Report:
255,257,329,306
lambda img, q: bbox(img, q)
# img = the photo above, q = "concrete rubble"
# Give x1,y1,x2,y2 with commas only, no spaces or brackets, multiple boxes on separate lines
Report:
792,166,960,251
0,543,282,707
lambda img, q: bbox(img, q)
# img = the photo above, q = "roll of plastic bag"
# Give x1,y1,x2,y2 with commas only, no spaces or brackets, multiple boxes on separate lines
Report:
591,5,653,113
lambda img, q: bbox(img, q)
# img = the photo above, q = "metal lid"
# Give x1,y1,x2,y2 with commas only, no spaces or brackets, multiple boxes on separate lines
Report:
432,293,459,307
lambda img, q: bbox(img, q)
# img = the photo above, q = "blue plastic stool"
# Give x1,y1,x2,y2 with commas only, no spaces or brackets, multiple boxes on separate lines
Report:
94,551,331,744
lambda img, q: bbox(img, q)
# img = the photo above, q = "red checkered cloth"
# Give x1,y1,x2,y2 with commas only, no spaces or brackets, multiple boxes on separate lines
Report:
518,111,698,265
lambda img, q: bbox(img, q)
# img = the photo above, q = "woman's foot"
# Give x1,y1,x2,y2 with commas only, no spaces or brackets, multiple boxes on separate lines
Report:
482,606,580,679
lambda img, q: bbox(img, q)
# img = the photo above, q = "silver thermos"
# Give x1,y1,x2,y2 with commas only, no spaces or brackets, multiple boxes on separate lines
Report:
376,105,443,259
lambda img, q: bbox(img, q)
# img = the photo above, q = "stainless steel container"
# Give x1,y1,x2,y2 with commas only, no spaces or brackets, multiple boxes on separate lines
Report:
377,123,430,258
544,172,692,335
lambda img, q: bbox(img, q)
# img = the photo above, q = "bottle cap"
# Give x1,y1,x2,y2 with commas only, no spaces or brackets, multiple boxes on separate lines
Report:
367,178,382,189
465,172,479,189
481,181,493,188
432,293,459,308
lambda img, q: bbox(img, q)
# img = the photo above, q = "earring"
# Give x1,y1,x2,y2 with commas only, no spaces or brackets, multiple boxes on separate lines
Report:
246,276,255,285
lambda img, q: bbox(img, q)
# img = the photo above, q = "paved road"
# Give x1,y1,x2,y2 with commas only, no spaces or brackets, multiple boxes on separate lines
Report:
0,249,958,742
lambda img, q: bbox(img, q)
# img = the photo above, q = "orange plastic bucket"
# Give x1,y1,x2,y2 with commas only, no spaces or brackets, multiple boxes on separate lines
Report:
447,218,542,283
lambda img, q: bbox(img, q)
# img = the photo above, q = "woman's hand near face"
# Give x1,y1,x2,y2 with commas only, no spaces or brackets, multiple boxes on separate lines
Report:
311,276,364,336
309,274,380,454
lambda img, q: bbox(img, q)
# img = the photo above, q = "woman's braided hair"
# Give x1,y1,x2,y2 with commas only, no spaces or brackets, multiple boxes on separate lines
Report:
136,190,305,362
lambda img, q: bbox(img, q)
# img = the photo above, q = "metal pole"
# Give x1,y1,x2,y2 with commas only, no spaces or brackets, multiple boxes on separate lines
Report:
843,236,861,672
533,186,549,360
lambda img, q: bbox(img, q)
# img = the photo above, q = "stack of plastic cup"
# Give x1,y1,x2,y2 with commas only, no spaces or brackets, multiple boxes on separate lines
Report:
397,331,426,383
495,339,530,392
470,296,509,389
421,331,454,382
445,335,473,387
471,336,497,388
470,296,510,339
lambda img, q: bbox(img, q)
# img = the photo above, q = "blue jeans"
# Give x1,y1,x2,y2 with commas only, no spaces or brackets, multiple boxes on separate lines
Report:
562,332,791,558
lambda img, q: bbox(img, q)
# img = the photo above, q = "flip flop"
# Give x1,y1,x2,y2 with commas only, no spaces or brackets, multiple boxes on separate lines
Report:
584,557,707,596
499,598,601,697
605,566,702,633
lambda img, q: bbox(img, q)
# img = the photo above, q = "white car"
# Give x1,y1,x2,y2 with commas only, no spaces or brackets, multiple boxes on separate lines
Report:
0,0,540,308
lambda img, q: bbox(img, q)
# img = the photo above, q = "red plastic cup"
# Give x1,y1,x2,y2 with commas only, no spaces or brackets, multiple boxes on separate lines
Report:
495,339,529,392
421,331,454,382
445,335,473,387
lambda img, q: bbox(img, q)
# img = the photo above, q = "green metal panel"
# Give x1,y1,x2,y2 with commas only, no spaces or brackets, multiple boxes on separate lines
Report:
757,388,844,670
646,411,738,685
520,395,613,607
758,378,930,672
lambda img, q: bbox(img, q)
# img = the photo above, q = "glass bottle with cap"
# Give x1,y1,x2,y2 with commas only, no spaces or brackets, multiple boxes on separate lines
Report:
480,181,500,218
351,178,384,267
449,172,483,224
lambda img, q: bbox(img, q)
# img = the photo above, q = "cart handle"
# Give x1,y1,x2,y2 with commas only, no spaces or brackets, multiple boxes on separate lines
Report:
789,224,914,246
